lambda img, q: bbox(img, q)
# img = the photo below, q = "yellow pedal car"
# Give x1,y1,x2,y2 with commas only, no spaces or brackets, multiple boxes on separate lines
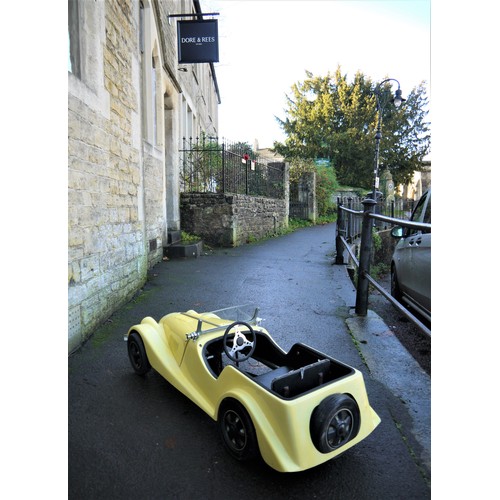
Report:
125,305,380,472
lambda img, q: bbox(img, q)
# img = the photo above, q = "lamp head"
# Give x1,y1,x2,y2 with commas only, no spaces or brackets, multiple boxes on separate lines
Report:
393,88,406,107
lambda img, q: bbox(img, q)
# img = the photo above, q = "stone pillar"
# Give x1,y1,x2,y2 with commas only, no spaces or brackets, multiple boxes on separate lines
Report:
380,168,395,202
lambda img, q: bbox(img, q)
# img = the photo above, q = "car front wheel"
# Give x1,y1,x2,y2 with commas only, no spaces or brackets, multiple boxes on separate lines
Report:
127,331,151,375
218,399,259,461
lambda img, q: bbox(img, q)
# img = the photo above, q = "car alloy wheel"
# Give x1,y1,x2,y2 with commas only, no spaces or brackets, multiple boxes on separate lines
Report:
310,394,360,453
224,409,247,450
218,399,259,461
127,331,151,375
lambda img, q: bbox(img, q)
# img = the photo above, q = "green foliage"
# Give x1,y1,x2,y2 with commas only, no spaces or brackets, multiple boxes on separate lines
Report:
315,165,338,216
228,141,254,156
181,135,223,192
181,231,200,243
274,67,430,188
317,213,337,224
288,158,316,183
369,262,390,282
288,218,314,230
372,228,382,252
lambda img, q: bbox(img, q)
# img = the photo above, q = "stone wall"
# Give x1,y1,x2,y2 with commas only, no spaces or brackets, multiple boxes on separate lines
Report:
68,1,148,353
68,0,166,352
180,193,288,247
143,143,167,269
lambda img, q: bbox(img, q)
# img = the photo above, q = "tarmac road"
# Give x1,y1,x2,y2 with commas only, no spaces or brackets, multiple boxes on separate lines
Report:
68,223,430,499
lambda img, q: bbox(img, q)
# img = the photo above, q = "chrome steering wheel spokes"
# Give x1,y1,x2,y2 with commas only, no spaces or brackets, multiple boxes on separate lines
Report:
223,321,256,363
228,328,254,357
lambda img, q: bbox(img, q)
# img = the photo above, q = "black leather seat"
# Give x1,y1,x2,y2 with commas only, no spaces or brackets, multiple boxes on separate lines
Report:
254,365,292,388
253,359,332,398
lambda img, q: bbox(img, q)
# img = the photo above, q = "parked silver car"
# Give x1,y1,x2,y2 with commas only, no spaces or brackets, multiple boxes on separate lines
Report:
390,189,431,322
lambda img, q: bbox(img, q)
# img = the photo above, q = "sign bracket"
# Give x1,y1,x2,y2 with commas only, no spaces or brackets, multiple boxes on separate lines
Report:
168,13,219,18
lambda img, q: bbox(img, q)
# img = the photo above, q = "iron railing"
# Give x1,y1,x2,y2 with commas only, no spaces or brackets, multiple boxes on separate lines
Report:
180,136,285,199
335,195,418,244
336,195,416,234
335,198,431,337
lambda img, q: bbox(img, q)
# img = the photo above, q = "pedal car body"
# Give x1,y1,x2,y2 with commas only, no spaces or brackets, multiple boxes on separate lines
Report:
125,305,380,472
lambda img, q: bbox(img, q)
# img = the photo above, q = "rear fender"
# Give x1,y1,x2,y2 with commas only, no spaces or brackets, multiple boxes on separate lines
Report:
215,368,380,472
215,369,309,471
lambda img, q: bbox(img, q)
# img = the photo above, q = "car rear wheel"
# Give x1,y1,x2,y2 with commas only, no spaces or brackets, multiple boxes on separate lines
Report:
127,331,151,375
218,399,259,461
310,394,360,453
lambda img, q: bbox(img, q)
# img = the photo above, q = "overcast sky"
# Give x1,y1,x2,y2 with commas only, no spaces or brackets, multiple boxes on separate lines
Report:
203,0,431,149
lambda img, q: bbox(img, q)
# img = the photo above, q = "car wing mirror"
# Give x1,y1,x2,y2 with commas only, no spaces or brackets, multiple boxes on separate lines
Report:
391,226,403,238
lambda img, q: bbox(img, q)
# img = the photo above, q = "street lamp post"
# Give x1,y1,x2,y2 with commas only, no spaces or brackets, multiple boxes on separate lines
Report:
372,78,405,203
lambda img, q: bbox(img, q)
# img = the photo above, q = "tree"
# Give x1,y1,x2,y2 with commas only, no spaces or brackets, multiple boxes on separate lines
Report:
273,67,430,189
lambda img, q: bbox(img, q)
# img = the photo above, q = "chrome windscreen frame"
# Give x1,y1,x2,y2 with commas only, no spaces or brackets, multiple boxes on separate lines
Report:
184,304,261,341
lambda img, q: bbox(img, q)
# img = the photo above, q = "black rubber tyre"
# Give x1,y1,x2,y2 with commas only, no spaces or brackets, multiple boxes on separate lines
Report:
310,394,360,453
218,399,259,461
127,331,151,375
391,265,403,302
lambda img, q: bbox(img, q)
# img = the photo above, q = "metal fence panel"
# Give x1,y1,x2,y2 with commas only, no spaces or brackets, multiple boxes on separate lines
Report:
180,137,285,199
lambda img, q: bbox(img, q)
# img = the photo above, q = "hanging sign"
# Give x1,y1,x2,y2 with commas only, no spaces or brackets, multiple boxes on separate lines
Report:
177,20,219,64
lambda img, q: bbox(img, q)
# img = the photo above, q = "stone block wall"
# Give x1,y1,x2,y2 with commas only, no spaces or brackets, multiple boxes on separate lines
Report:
68,1,161,353
180,193,288,247
143,143,167,268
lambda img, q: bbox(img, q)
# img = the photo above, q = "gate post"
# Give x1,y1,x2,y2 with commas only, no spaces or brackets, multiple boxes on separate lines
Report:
347,197,353,241
335,198,344,264
245,158,249,195
221,142,226,193
355,198,377,315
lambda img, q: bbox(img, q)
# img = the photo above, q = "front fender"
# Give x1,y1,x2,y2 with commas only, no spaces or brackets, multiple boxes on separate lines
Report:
126,318,169,372
126,317,161,339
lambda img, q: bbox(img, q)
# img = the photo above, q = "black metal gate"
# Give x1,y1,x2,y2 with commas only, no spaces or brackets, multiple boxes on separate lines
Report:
289,180,310,219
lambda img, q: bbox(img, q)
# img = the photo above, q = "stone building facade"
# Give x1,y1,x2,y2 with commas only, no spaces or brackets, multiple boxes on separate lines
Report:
68,0,219,352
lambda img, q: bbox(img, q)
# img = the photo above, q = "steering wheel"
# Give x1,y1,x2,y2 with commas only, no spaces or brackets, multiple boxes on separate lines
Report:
223,321,256,363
